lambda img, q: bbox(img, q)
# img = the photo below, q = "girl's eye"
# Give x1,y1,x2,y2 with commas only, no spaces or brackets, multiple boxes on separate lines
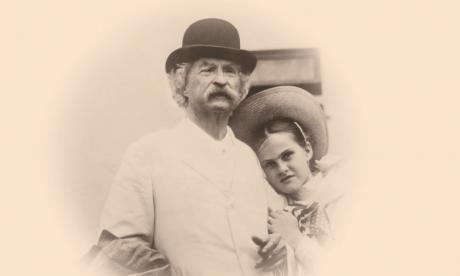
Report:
281,151,293,161
263,161,276,169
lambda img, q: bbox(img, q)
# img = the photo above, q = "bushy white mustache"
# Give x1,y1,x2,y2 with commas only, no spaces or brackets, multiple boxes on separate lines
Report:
208,86,238,100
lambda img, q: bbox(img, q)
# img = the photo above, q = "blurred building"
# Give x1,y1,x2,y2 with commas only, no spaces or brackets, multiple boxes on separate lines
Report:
249,48,321,96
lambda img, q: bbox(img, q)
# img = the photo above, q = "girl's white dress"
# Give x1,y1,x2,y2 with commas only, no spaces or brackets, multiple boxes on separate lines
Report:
283,156,348,276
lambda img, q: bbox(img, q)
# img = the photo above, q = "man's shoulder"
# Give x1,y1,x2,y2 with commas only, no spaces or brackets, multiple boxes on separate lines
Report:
135,128,176,146
233,136,258,157
233,138,267,170
124,125,182,157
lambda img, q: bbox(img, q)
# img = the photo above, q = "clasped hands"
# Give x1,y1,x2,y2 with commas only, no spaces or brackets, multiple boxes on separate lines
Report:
252,208,302,271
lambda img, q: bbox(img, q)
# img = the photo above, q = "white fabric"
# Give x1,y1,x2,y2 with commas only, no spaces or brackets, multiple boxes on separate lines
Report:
100,118,284,276
283,158,348,276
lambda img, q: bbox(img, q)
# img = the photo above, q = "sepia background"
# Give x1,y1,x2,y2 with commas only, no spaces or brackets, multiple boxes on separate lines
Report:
2,0,460,275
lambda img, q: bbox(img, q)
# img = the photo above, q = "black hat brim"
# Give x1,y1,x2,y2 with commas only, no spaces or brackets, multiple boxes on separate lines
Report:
165,45,257,74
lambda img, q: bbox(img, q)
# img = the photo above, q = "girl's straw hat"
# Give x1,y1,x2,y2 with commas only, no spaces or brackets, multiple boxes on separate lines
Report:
230,86,328,161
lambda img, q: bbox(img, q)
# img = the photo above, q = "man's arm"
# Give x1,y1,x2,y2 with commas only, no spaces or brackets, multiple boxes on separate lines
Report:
87,142,170,275
252,234,287,271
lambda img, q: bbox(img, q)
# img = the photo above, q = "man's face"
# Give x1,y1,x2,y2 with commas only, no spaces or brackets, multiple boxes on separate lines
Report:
184,58,247,115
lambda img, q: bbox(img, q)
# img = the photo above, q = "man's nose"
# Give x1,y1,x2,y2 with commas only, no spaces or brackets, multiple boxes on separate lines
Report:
213,68,228,86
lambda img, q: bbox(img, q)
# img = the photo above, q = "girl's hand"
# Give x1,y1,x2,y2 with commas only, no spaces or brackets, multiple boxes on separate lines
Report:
268,209,303,248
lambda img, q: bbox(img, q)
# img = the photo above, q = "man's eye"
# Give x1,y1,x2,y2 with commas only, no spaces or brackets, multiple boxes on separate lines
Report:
223,68,236,74
223,67,239,76
200,67,214,73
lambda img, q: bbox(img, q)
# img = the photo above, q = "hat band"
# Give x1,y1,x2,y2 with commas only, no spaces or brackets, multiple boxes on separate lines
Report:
258,120,310,153
293,121,310,147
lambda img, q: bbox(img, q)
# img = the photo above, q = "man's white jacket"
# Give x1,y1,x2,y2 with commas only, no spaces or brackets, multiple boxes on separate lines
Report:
96,118,283,276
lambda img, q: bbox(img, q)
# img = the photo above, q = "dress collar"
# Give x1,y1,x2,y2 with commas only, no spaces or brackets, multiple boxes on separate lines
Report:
288,155,346,207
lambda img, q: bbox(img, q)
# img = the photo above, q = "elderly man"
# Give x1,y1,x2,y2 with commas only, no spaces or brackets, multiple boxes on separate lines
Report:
89,18,285,276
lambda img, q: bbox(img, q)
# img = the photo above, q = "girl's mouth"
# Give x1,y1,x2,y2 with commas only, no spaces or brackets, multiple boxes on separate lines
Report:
280,175,294,183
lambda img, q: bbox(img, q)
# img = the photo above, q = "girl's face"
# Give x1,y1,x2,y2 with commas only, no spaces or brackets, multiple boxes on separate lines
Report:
257,132,313,196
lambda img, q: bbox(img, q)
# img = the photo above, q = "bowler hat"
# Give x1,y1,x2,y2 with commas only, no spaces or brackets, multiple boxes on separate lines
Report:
165,18,257,74
230,86,329,162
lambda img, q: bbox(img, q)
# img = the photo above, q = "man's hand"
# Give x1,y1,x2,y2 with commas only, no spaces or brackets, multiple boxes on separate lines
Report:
252,234,287,271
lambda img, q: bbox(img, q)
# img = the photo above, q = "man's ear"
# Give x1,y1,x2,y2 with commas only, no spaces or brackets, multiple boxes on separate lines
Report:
304,141,314,161
239,74,251,99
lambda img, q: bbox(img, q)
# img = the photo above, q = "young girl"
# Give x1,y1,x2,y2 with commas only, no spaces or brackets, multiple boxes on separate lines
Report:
230,86,345,275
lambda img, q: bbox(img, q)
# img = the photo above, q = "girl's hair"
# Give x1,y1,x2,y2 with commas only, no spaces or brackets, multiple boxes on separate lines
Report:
256,118,316,171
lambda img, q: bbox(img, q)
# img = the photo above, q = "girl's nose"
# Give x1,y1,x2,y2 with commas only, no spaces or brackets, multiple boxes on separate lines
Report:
278,162,289,174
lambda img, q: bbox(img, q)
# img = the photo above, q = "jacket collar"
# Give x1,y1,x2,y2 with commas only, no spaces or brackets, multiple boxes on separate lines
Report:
174,118,238,189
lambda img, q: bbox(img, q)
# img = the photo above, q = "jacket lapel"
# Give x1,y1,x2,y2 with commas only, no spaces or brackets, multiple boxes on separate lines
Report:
173,120,231,189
